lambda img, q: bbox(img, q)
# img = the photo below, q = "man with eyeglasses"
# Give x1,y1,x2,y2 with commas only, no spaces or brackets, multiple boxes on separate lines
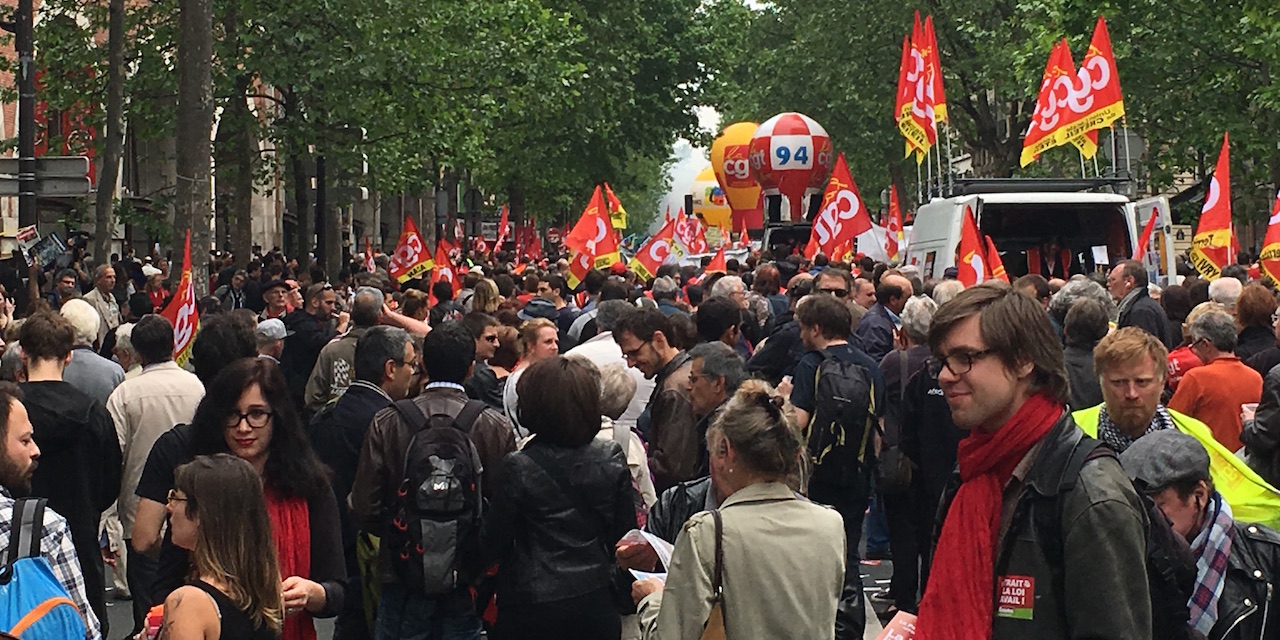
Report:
311,326,417,640
813,268,867,332
915,284,1150,640
16,311,121,636
105,315,204,636
1169,309,1262,455
612,306,696,493
462,312,505,409
281,283,349,413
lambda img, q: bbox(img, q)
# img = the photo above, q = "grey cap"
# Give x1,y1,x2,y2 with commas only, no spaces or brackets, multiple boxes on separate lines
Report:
1118,429,1211,490
517,297,558,321
652,276,679,297
255,318,292,341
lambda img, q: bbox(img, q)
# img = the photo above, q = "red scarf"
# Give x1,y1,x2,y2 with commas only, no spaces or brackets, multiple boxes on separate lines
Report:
915,393,1062,640
266,489,314,640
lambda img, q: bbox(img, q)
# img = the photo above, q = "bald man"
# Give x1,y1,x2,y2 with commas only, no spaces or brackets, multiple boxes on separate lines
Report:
852,273,914,363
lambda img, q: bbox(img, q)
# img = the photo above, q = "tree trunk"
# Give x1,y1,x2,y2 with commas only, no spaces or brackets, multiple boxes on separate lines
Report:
175,0,214,295
227,75,255,268
290,151,312,272
93,0,125,267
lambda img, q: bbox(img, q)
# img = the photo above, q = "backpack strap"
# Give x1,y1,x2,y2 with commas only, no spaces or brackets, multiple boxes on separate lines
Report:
392,398,429,433
710,508,728,635
451,400,487,435
7,498,46,566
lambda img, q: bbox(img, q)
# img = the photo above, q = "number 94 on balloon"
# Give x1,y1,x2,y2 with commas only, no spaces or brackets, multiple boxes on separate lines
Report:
770,135,813,170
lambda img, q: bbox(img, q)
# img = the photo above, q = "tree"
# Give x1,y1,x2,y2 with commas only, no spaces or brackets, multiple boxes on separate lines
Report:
175,0,213,293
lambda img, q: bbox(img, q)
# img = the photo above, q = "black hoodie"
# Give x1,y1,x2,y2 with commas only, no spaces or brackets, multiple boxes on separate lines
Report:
19,380,122,630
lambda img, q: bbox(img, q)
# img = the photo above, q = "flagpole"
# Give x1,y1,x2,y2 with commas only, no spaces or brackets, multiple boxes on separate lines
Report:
944,123,954,195
1092,153,1101,179
926,149,934,200
916,157,923,205
1079,150,1087,179
934,134,944,197
1121,119,1133,178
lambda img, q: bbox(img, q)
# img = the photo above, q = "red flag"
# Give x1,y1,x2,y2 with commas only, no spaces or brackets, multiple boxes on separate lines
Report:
387,217,434,282
956,206,987,287
805,153,872,259
1190,133,1233,279
160,230,199,367
604,183,628,229
1022,41,1071,166
453,219,465,244
629,217,684,281
902,12,937,162
703,246,727,275
894,34,921,156
885,185,904,262
1133,210,1159,261
673,210,709,255
983,235,1008,282
565,187,621,285
427,241,460,306
1260,191,1280,286
496,204,511,250
923,15,947,123
363,236,376,273
1063,17,1126,145
738,227,750,249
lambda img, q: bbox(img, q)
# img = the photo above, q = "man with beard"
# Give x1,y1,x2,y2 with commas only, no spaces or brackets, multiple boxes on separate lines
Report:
0,382,103,638
1073,327,1280,528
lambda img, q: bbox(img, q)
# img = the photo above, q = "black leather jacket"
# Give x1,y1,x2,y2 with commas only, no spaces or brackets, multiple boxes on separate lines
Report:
480,438,637,607
1212,521,1280,640
644,476,714,545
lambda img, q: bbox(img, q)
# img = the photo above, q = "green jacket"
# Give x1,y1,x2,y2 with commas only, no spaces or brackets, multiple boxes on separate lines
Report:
1073,404,1280,529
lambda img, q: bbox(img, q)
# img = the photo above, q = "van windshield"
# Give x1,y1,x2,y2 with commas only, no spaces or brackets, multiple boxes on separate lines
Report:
980,202,1131,278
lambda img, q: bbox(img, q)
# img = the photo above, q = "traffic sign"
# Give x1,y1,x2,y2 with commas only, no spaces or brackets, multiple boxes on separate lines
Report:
0,156,89,177
0,177,92,197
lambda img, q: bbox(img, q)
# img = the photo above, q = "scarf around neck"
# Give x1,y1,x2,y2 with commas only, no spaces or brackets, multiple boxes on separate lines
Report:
1189,492,1235,636
915,392,1063,640
266,488,314,640
1097,404,1175,453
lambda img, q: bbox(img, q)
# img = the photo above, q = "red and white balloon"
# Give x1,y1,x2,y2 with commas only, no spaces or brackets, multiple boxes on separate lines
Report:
748,112,835,222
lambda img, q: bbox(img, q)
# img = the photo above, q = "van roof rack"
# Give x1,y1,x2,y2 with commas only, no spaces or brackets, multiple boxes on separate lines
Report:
945,177,1131,196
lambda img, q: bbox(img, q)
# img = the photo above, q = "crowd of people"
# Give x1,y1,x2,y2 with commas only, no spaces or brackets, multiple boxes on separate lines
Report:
0,240,1275,640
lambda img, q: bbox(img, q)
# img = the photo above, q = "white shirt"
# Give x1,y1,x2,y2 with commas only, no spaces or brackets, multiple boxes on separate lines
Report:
564,331,655,434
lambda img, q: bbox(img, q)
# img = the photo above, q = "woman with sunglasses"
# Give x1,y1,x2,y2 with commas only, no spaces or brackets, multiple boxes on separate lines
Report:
630,380,846,639
136,357,343,640
159,454,282,640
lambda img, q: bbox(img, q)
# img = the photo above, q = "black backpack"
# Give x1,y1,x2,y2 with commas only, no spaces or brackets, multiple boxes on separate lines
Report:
384,398,487,596
1037,439,1198,640
805,351,877,486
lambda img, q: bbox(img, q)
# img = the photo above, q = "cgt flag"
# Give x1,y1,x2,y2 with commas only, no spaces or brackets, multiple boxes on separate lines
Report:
1190,133,1233,280
984,235,1008,282
923,15,947,124
1260,191,1280,286
805,153,872,259
387,217,434,282
566,186,621,287
363,236,376,273
161,230,199,367
899,12,937,162
604,183,628,230
956,206,987,287
629,217,684,281
1022,41,1097,165
1058,16,1127,150
495,204,511,251
884,184,904,263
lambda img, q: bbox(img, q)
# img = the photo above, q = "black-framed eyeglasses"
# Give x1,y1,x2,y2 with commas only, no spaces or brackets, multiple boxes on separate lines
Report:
927,349,995,377
166,489,188,504
224,408,274,429
622,340,651,361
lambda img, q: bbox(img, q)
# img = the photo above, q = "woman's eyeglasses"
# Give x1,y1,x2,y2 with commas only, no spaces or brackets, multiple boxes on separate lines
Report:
225,409,274,429
167,489,188,504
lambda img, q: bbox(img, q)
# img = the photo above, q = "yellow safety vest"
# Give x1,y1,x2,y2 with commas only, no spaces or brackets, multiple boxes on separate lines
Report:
1073,404,1280,529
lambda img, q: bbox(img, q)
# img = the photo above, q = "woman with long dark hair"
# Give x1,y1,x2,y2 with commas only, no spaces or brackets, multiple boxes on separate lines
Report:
158,454,282,639
137,357,344,640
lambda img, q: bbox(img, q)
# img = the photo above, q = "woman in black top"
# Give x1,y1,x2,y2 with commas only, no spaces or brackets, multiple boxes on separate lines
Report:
158,454,281,640
481,356,637,640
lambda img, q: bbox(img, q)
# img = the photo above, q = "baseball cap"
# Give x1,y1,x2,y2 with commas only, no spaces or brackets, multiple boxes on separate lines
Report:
262,279,289,293
1118,429,1211,491
517,298,558,321
610,262,628,276
943,266,959,280
255,318,293,341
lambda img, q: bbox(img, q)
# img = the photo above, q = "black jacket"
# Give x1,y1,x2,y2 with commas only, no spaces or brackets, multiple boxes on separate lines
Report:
281,309,336,405
644,476,713,546
480,438,636,607
1119,288,1175,350
1212,521,1280,639
310,381,393,554
899,367,964,511
1063,344,1103,411
1236,326,1275,363
1244,365,1280,488
931,414,1151,640
746,319,805,385
464,362,506,410
20,381,122,629
853,303,896,364
1246,346,1280,378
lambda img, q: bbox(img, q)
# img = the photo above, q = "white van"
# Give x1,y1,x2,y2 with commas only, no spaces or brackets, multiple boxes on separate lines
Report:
904,189,1170,282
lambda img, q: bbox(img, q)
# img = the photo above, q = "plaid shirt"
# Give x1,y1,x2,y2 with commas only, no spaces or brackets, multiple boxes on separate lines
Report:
0,488,102,639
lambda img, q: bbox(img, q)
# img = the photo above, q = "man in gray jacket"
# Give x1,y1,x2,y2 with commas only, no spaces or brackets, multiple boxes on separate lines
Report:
303,287,383,413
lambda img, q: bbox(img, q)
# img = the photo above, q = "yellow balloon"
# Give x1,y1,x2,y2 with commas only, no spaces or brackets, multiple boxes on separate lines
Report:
710,122,763,215
690,167,732,230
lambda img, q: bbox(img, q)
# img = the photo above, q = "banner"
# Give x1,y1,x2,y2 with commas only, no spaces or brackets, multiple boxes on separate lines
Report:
160,230,199,367
956,206,987,287
1260,191,1280,286
885,184,904,263
629,217,684,281
1190,133,1233,280
604,183,628,230
805,153,872,259
388,217,434,282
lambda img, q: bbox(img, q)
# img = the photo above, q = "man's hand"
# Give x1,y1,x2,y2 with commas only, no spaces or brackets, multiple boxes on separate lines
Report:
631,577,665,605
616,541,659,572
777,375,794,398
336,310,350,332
